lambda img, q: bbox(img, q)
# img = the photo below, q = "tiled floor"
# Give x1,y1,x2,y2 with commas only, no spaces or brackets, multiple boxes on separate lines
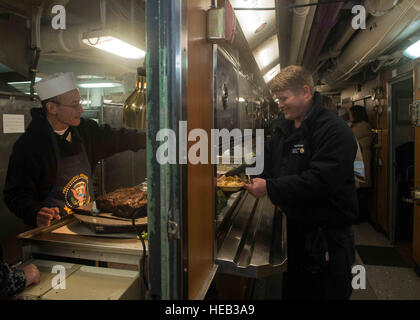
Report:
350,222,420,300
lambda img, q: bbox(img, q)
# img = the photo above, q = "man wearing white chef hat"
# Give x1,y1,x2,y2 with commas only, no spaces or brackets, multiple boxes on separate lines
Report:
4,72,146,228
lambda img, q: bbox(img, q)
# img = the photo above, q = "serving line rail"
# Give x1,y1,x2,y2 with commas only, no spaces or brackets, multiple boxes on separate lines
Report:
216,191,287,278
18,215,147,267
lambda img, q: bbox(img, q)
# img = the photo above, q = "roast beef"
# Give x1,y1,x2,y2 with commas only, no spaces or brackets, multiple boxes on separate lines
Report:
96,187,147,218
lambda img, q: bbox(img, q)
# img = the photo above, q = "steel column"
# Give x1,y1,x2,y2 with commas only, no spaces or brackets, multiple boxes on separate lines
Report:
146,0,187,300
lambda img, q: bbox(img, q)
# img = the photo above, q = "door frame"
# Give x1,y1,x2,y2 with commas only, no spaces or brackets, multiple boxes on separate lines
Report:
386,71,415,243
146,0,188,299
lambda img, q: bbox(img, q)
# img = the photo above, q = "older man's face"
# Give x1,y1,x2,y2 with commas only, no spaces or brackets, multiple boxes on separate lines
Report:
53,89,83,127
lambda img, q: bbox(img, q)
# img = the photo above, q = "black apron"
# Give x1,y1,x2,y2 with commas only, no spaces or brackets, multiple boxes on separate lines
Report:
41,127,94,217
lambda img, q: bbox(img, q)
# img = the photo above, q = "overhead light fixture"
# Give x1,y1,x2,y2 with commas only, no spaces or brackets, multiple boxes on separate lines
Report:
255,22,267,33
403,39,420,59
78,81,122,89
8,77,42,85
263,64,281,83
82,30,146,60
77,75,105,80
233,0,273,38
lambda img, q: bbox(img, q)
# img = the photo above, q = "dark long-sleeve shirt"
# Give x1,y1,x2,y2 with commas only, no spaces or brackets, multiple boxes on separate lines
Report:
0,263,26,299
0,246,25,299
262,92,359,227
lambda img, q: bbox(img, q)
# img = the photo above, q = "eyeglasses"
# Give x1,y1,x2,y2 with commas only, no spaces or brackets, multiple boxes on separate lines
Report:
51,100,83,109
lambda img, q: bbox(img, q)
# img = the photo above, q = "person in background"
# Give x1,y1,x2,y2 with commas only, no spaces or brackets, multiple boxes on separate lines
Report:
0,245,40,299
322,96,338,114
349,105,373,223
246,65,358,300
322,97,365,189
338,107,352,127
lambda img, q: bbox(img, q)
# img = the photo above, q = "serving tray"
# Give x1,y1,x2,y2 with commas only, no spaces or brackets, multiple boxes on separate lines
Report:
72,202,147,234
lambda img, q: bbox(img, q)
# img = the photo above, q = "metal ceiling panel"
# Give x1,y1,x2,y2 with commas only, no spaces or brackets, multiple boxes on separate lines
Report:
252,34,279,73
229,0,276,49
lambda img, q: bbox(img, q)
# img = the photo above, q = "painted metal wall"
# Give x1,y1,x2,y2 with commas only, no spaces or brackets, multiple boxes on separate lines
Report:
0,98,38,240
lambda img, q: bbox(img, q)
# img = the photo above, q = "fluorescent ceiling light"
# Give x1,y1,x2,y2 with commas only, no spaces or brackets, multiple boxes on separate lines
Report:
403,39,420,59
8,77,42,85
78,82,122,89
82,32,145,60
253,35,279,71
255,22,267,34
77,75,105,80
263,64,280,83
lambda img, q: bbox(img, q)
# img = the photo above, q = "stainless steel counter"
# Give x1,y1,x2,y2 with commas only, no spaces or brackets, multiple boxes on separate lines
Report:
18,215,147,266
216,192,287,278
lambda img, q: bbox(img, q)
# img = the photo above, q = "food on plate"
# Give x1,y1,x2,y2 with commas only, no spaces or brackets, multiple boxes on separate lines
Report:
96,187,147,219
217,175,245,188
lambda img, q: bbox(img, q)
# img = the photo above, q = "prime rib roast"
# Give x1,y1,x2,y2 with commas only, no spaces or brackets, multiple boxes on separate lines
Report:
95,187,147,219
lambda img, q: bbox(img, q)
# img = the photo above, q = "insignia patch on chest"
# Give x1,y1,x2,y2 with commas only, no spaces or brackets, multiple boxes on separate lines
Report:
291,144,305,154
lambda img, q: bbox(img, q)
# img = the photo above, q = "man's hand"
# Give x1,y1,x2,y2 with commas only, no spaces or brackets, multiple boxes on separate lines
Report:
36,207,61,227
23,264,41,287
245,178,267,199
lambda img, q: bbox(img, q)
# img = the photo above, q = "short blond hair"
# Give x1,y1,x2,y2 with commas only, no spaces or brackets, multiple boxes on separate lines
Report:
269,65,315,95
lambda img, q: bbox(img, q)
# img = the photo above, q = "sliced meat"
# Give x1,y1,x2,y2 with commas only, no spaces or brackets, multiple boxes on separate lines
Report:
96,187,147,218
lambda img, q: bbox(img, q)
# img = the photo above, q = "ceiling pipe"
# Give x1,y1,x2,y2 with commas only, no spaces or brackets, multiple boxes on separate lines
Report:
0,2,31,19
302,1,343,70
365,0,399,16
289,0,311,66
316,79,355,94
322,0,420,86
276,0,292,68
312,18,357,78
40,24,93,53
319,20,358,62
296,0,317,65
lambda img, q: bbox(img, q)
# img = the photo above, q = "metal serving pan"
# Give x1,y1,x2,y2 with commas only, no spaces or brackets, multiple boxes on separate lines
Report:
72,202,147,234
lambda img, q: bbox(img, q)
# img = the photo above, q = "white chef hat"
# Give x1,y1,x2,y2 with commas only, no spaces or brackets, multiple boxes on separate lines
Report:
34,72,77,101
